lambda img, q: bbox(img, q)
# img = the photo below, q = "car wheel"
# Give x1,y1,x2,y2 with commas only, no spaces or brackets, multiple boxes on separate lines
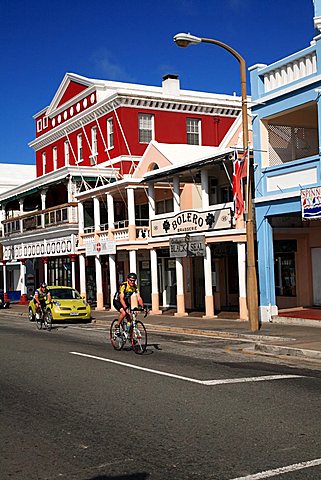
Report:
28,307,35,322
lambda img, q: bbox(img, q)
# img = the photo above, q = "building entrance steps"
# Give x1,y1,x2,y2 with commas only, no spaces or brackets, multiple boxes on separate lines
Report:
4,303,321,364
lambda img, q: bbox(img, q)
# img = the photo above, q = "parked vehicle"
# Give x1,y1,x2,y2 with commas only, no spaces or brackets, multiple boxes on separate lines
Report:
0,291,10,309
28,286,91,323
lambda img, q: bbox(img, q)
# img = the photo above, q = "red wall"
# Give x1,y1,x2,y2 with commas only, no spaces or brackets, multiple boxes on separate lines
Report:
35,106,236,177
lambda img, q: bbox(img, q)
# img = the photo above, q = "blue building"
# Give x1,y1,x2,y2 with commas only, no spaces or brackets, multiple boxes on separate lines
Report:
250,0,321,322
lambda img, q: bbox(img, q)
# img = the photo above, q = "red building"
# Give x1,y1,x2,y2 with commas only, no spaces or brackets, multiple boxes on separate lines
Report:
29,73,241,178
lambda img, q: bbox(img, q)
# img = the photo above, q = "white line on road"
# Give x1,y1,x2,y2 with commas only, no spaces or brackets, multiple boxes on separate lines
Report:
70,352,303,386
229,457,321,479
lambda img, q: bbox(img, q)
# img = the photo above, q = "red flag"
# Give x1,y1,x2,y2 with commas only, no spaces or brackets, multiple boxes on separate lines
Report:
232,150,248,218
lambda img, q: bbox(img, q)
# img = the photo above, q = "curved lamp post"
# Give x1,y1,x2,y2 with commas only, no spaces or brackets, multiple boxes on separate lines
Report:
174,32,259,332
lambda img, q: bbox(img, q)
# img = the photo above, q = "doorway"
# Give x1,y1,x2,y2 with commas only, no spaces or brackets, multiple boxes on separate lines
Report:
312,247,321,305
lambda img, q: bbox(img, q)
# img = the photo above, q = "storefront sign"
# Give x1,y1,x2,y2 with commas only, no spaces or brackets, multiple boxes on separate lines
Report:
85,240,116,256
151,208,232,237
170,235,205,258
3,235,76,260
301,187,321,219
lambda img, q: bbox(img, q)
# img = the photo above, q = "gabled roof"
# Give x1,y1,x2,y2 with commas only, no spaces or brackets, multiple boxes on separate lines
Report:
138,141,234,182
132,140,232,180
46,73,106,116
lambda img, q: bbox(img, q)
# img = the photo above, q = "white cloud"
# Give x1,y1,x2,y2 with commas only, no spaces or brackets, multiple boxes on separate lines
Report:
91,49,134,81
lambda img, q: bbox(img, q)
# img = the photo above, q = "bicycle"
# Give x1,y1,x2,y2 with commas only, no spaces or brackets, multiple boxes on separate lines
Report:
35,304,52,331
110,307,148,354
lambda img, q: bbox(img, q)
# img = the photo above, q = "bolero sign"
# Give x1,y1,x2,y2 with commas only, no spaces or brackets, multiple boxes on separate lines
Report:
151,208,232,237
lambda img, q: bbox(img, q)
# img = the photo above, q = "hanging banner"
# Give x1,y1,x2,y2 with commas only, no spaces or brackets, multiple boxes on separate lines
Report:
85,240,116,256
151,208,232,237
301,187,321,220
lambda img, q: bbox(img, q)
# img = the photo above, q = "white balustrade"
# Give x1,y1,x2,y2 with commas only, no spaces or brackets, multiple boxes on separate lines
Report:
263,52,316,93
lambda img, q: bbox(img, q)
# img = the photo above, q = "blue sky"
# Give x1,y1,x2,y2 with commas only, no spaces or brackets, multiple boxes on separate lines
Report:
0,0,315,165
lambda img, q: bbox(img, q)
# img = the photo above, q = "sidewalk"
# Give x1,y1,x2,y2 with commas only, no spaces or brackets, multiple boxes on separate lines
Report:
4,303,321,365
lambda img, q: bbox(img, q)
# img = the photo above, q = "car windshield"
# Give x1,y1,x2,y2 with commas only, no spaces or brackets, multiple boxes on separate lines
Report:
49,288,81,300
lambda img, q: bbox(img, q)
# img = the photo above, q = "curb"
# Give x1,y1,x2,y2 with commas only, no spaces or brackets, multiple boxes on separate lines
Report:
254,343,321,361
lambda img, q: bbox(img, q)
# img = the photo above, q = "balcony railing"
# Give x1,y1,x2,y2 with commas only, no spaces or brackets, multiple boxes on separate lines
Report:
2,203,78,237
260,46,317,95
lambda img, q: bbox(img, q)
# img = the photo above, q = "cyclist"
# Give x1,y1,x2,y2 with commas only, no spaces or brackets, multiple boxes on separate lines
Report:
113,273,144,336
34,282,51,319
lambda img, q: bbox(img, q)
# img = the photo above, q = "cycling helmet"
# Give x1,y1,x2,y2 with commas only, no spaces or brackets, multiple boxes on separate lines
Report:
127,273,137,280
41,282,47,288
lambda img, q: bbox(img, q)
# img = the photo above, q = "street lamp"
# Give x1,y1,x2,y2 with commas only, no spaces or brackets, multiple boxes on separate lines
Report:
174,32,259,332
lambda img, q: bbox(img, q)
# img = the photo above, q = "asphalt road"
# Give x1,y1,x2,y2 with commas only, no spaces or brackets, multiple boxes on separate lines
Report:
2,314,321,480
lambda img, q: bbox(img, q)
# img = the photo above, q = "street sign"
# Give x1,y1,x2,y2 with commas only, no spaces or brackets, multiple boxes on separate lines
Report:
170,235,205,258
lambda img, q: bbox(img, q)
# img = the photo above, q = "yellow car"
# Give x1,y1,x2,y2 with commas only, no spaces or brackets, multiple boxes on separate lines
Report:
28,286,91,323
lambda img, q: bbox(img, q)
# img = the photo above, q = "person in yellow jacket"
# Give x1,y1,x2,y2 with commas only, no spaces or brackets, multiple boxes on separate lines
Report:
113,273,144,336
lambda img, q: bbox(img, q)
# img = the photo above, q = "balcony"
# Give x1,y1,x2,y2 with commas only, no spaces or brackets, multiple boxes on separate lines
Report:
2,203,78,237
251,44,318,100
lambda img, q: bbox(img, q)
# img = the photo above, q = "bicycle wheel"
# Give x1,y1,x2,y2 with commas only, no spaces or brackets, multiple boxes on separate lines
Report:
28,307,35,322
131,320,147,354
110,319,125,351
44,310,52,331
36,312,43,330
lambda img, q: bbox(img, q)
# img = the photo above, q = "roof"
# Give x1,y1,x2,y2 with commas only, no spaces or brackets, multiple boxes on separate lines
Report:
0,163,36,195
142,142,234,181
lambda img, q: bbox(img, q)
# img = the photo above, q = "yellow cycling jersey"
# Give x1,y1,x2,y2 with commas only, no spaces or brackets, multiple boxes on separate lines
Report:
119,281,139,298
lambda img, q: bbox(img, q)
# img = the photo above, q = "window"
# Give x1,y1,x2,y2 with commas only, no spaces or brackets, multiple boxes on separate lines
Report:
64,141,70,166
42,152,46,175
138,114,154,143
220,185,233,204
209,177,217,205
156,198,173,214
43,117,48,128
90,127,97,165
107,118,114,149
37,119,42,133
77,134,83,163
53,146,58,170
186,118,201,145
